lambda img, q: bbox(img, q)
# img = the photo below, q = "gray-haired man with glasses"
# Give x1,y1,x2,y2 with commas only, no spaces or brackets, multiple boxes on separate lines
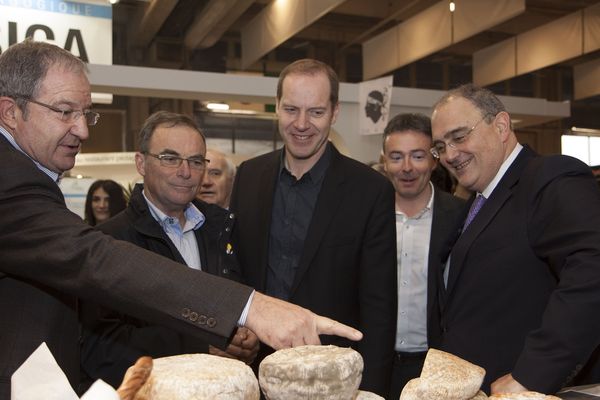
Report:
430,83,600,396
80,111,260,388
0,40,361,397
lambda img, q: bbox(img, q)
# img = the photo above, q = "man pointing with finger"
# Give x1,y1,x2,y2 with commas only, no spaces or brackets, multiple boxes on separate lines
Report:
0,40,362,397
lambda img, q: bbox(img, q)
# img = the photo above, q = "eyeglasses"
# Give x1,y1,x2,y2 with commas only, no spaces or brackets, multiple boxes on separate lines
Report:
144,152,210,170
18,97,100,126
430,115,490,159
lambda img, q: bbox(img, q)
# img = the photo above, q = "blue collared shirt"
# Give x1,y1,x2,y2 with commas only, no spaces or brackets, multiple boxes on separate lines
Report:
0,125,60,183
142,190,205,270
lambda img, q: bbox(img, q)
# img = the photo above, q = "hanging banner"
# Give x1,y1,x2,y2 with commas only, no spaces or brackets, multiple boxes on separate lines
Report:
358,75,393,135
0,0,112,64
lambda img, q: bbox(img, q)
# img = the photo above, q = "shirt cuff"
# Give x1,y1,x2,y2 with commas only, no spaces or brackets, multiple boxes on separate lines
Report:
237,289,255,327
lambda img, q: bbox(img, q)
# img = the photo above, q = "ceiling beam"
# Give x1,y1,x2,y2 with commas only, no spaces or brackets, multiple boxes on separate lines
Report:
184,0,255,50
133,0,179,48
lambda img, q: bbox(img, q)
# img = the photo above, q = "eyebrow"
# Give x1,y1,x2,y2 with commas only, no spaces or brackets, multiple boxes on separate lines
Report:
438,125,470,140
157,148,204,158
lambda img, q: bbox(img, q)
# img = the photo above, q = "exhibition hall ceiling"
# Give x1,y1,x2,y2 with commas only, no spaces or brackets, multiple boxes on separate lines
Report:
111,0,600,130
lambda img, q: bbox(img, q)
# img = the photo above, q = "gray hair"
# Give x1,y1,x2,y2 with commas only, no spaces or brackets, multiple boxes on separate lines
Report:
433,83,507,124
207,148,236,177
0,39,86,117
139,111,206,153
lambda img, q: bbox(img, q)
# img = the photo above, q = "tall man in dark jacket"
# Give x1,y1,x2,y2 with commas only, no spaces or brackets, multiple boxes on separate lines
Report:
230,59,397,396
81,112,259,387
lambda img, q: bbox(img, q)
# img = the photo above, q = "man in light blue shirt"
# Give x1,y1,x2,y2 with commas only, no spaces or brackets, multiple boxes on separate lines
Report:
81,112,259,387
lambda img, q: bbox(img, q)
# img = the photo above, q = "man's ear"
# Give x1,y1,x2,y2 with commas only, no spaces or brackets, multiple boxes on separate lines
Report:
494,111,511,141
134,152,146,177
0,97,19,130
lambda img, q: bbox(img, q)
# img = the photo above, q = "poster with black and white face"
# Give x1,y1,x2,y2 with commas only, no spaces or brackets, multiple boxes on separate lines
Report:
358,75,393,135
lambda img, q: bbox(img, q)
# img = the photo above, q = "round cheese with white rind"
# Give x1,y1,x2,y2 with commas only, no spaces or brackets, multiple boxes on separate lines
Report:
259,345,363,400
133,354,259,400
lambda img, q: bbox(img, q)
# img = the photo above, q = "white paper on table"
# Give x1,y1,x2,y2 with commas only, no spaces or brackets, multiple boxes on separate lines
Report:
11,342,79,400
80,380,120,400
11,342,120,400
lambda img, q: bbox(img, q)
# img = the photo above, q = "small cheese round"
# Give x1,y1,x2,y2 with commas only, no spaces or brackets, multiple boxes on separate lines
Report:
133,354,259,400
489,392,561,399
259,345,363,400
419,349,485,400
399,378,421,400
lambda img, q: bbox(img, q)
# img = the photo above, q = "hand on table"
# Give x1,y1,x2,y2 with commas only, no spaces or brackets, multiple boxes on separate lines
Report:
209,327,260,364
491,373,528,395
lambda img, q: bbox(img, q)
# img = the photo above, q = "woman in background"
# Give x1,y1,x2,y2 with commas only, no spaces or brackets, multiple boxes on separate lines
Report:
84,180,127,226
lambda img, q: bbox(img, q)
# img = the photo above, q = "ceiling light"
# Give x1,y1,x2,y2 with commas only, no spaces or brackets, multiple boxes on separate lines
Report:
449,1,455,12
206,103,230,111
108,0,119,4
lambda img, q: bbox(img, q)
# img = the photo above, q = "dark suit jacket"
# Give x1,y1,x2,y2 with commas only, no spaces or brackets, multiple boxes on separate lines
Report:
80,184,242,387
426,189,465,348
439,145,600,393
230,143,398,396
0,134,252,397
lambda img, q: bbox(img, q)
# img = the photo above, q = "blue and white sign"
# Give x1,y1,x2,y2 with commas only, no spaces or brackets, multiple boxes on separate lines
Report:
0,0,112,64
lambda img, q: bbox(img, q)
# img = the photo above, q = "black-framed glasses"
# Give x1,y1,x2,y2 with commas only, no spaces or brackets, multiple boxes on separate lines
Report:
144,152,210,170
430,115,490,159
18,97,100,126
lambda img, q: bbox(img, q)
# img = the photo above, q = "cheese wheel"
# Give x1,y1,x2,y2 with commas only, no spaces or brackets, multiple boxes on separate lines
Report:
259,345,363,400
399,378,422,400
133,354,259,400
489,392,561,399
419,349,485,400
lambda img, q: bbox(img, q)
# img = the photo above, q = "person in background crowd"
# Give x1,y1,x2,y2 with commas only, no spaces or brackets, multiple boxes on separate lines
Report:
0,39,362,398
230,58,397,397
197,148,236,209
382,113,465,399
81,112,259,388
431,83,600,394
84,179,127,226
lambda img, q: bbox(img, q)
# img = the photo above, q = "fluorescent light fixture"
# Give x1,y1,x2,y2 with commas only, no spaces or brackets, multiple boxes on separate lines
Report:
571,126,600,135
449,1,455,12
206,102,230,111
92,92,113,104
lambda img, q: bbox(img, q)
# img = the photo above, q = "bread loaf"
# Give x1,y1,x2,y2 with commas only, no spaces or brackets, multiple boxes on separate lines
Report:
133,354,259,400
259,345,363,400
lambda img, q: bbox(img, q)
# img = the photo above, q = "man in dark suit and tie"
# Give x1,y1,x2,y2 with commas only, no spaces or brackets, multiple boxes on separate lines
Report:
230,58,398,396
0,40,362,397
382,113,465,399
430,83,600,395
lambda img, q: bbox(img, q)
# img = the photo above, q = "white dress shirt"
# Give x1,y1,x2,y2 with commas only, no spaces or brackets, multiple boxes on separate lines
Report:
395,182,434,352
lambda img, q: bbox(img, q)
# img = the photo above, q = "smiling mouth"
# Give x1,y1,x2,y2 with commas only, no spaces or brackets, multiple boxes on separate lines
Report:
453,158,471,171
292,133,312,141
